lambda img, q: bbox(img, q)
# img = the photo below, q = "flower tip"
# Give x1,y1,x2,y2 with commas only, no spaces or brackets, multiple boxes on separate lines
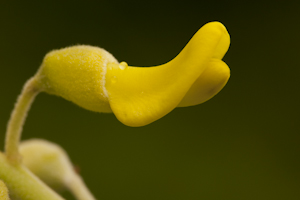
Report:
206,21,228,33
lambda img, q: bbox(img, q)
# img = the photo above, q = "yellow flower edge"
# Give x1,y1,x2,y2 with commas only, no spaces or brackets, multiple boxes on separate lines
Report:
36,21,230,127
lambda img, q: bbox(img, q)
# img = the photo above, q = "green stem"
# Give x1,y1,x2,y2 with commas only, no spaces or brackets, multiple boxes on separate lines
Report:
0,152,64,200
66,173,96,200
5,77,40,164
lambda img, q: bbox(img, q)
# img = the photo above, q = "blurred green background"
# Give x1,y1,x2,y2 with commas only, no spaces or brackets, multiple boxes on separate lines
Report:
0,1,299,199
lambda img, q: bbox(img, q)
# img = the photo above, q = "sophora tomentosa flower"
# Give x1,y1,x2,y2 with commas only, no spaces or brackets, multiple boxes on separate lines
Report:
34,21,230,127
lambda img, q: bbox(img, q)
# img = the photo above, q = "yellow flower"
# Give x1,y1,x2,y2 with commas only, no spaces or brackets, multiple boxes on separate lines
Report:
35,21,230,127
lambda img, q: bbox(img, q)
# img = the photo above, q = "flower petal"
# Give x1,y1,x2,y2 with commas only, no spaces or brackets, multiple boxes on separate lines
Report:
105,22,229,127
178,28,230,107
178,58,230,107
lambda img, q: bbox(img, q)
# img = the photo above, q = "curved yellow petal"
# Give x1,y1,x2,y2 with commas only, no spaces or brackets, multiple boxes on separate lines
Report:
178,28,230,107
178,59,230,107
106,22,229,127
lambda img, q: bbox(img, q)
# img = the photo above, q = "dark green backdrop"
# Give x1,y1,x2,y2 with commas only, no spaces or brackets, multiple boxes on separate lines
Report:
1,1,299,199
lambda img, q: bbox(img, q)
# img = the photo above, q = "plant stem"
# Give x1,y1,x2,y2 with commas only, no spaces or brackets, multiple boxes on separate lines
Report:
0,152,64,200
5,77,40,164
66,173,96,200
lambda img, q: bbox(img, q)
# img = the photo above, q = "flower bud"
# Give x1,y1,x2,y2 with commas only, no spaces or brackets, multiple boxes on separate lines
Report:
20,139,75,191
20,139,96,200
